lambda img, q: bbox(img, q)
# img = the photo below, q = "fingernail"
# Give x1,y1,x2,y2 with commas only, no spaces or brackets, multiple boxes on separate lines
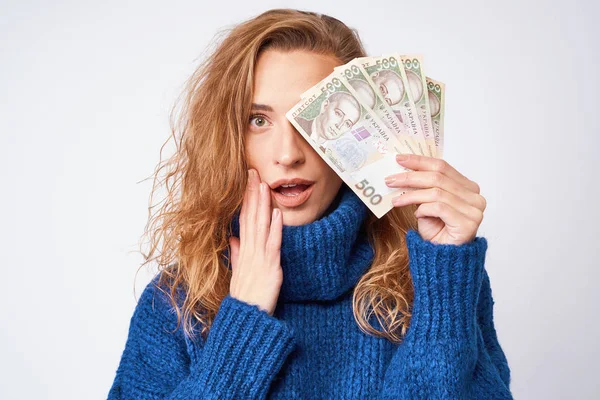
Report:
385,176,395,184
273,208,280,219
396,154,409,163
259,182,265,193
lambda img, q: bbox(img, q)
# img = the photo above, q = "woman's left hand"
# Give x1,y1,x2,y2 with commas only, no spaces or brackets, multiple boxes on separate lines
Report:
384,153,487,246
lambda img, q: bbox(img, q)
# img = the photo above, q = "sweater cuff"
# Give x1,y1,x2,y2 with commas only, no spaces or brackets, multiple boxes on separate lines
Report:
405,229,488,343
189,294,297,399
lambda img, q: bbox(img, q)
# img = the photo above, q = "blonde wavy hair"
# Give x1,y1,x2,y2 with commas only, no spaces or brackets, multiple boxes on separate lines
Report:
137,8,420,345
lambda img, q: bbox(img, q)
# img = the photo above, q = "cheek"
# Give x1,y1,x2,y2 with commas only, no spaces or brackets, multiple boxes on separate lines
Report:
325,167,341,184
310,153,341,184
244,135,269,163
244,142,255,164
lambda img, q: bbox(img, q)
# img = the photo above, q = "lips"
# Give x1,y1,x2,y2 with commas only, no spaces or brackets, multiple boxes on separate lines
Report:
270,183,314,208
270,178,316,190
274,184,310,195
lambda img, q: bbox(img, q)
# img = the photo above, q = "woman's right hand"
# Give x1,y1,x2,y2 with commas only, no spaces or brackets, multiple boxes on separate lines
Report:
228,168,284,316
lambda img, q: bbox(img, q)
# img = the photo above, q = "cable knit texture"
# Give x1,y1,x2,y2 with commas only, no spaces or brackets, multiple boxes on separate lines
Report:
108,185,513,399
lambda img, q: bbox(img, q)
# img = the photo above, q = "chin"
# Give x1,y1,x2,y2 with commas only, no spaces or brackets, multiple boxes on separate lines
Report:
280,208,318,226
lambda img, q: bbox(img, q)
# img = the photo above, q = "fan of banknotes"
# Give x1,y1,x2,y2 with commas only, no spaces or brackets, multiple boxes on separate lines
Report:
285,54,445,219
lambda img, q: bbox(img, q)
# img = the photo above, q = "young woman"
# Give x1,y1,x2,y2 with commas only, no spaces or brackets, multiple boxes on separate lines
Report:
108,8,513,400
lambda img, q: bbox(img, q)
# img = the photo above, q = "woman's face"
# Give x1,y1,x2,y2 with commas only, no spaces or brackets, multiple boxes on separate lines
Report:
245,49,344,226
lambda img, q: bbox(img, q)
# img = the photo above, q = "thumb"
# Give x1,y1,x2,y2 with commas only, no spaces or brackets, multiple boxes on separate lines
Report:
228,236,240,274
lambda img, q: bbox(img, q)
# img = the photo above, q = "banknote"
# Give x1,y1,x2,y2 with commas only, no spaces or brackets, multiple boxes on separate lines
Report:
287,53,445,218
356,55,427,157
286,72,416,219
296,73,412,155
397,54,437,158
426,76,445,159
333,60,420,156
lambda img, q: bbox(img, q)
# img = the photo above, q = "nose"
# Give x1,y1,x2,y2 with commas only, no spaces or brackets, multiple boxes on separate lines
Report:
274,119,306,167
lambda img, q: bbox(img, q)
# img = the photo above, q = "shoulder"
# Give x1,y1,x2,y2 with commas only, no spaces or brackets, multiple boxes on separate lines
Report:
111,271,192,394
131,270,186,338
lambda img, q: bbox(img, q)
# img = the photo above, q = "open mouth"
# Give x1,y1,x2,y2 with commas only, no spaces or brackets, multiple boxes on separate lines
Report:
271,183,315,208
274,184,311,196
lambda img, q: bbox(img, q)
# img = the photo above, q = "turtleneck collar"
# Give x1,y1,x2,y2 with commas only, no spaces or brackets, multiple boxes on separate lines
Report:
226,185,375,303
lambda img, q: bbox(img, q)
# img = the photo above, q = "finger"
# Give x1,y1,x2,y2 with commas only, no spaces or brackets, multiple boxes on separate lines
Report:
256,181,272,249
394,154,480,193
392,187,484,224
245,169,260,249
228,236,240,276
240,169,253,246
266,208,282,263
414,201,477,232
386,170,484,210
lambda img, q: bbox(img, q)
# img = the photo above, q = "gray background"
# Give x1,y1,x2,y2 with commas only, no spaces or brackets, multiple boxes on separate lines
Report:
1,0,598,398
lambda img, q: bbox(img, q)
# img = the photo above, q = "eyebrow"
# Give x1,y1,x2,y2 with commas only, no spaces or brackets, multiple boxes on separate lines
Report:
251,103,274,112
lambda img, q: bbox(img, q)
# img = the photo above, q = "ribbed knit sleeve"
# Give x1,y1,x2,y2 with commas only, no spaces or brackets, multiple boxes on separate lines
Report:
477,267,512,388
107,279,297,400
380,229,513,400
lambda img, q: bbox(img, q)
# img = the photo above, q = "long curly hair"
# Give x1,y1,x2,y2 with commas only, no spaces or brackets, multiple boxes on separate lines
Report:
136,8,419,345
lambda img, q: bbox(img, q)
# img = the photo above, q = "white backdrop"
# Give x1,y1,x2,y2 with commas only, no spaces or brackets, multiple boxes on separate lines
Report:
1,0,598,398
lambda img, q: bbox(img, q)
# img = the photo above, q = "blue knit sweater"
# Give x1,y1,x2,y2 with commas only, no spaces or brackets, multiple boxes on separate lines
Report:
108,185,513,399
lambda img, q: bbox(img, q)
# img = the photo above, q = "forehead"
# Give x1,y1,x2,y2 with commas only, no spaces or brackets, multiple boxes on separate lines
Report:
252,49,341,112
